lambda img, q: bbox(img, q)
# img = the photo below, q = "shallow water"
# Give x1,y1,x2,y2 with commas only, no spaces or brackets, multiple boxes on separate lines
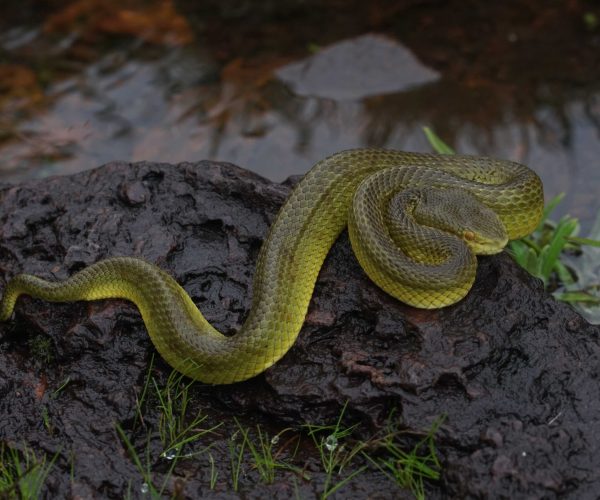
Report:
1,1,599,231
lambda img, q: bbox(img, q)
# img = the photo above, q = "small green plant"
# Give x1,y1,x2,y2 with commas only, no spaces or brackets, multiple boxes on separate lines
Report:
423,127,600,307
363,415,445,500
52,377,71,398
227,427,246,491
134,359,221,459
302,404,444,500
508,194,600,301
304,402,369,499
207,452,218,489
152,370,221,459
117,424,177,500
119,364,222,497
422,127,455,155
233,420,303,484
134,354,156,430
41,406,53,434
39,377,73,437
0,443,59,499
26,335,53,364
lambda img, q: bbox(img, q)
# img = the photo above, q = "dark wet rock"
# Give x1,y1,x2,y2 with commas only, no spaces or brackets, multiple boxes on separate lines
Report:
118,179,149,206
0,160,599,499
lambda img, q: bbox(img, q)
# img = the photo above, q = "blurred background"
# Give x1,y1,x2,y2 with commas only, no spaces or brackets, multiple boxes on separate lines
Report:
1,0,599,228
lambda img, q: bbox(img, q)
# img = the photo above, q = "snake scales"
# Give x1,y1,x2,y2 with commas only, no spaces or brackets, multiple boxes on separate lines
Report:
0,150,543,384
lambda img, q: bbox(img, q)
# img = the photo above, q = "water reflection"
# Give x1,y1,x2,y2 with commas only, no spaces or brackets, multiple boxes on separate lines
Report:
275,34,440,99
0,1,599,229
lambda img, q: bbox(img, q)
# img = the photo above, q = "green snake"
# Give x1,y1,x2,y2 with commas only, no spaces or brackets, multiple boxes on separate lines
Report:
0,150,543,384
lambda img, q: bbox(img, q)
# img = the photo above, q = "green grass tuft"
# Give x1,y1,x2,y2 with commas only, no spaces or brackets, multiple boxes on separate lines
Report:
0,443,59,499
363,414,445,500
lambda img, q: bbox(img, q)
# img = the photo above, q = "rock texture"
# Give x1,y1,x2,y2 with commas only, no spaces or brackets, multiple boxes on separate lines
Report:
0,160,599,499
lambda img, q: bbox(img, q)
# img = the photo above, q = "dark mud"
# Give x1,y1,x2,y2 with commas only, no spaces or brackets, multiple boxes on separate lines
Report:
0,161,599,498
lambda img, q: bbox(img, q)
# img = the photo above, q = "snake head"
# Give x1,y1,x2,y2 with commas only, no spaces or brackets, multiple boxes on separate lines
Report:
414,188,508,255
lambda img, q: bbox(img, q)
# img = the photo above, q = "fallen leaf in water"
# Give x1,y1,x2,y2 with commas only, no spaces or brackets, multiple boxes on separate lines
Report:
0,64,43,102
44,0,193,46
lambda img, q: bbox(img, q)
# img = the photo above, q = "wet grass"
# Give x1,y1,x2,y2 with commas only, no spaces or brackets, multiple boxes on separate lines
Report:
134,354,222,460
117,424,178,499
207,451,218,489
117,367,446,498
363,414,445,500
227,419,307,491
153,370,221,460
304,403,444,499
0,443,58,499
227,426,245,491
233,419,305,485
117,361,224,497
304,401,370,499
0,346,444,499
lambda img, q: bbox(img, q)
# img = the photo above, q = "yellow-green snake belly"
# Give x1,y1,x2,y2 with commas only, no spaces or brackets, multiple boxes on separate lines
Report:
0,149,544,384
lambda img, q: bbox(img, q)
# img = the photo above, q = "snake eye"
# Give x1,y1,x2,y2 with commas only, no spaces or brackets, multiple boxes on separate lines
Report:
464,230,476,241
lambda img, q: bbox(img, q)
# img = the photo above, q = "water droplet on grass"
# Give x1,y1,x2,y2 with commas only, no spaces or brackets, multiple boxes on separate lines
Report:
162,448,177,460
325,434,338,451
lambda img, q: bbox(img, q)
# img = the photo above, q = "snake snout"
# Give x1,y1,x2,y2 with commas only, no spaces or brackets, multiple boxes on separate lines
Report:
463,227,508,255
458,204,508,255
414,187,508,255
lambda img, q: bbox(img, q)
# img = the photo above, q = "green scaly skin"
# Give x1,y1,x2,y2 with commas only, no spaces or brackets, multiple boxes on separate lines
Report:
0,150,543,384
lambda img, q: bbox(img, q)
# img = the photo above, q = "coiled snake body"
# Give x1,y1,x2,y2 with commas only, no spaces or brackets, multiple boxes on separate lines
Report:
0,150,543,384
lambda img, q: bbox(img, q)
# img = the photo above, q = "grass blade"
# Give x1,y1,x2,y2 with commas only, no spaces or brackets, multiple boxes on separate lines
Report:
422,127,455,154
536,193,565,231
540,218,578,278
565,236,600,247
553,291,600,304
